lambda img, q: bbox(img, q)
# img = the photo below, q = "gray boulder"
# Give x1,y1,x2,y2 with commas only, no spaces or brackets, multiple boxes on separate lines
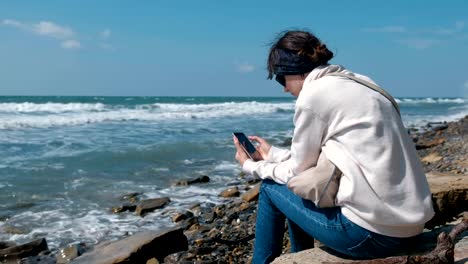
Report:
71,227,188,264
136,197,171,216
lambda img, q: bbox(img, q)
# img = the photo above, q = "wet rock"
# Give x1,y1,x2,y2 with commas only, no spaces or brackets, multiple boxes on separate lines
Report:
421,153,443,164
0,241,16,249
146,257,159,264
177,216,199,231
20,254,57,264
245,175,261,185
200,211,217,224
72,227,188,264
136,197,171,216
416,137,446,150
0,238,48,263
172,210,194,223
120,192,142,203
214,204,226,218
227,180,242,186
219,186,240,198
56,243,86,263
241,183,261,202
110,204,137,214
3,225,28,235
174,175,210,186
425,173,468,228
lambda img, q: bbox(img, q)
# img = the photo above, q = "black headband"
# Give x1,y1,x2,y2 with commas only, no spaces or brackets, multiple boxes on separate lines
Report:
272,49,318,76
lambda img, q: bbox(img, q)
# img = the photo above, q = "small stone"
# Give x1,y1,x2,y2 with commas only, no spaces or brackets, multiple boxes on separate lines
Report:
110,204,137,213
56,243,85,263
136,197,171,216
0,241,16,249
146,257,159,264
214,205,225,218
172,211,194,223
422,153,443,164
121,192,142,203
175,175,210,186
3,225,28,235
239,202,251,211
0,238,48,262
219,187,240,198
241,183,261,202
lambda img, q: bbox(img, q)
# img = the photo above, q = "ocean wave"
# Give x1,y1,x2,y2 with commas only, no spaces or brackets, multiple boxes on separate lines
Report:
0,101,294,129
0,102,107,113
403,111,468,127
396,98,465,104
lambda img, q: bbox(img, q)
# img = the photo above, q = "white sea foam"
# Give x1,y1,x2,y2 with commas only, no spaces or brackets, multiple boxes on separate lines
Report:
0,101,294,129
0,183,12,188
2,208,160,250
0,102,107,113
213,161,240,172
403,111,468,128
396,97,465,104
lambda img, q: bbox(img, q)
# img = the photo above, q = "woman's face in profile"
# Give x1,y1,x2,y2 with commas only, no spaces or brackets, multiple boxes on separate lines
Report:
283,75,306,97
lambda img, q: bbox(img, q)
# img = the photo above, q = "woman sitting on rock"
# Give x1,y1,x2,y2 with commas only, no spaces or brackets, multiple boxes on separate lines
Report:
233,30,435,264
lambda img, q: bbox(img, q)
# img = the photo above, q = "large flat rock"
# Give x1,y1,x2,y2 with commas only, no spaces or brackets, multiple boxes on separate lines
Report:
426,173,468,228
71,227,187,264
272,225,468,264
272,173,468,263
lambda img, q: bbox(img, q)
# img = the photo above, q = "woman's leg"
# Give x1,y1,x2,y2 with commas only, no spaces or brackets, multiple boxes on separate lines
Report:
287,219,315,252
253,180,408,263
252,181,287,264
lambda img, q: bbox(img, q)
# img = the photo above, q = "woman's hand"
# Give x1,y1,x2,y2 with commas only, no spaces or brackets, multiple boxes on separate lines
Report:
233,135,250,166
249,136,271,161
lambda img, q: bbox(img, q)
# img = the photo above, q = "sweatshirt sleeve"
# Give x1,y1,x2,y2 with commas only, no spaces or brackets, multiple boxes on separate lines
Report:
242,106,326,184
266,146,291,162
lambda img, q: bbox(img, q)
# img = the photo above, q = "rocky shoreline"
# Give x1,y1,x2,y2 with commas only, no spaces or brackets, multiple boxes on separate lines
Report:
1,116,467,264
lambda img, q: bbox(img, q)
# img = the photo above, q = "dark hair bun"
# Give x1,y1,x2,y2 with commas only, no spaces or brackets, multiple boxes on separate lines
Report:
313,44,334,65
267,30,334,79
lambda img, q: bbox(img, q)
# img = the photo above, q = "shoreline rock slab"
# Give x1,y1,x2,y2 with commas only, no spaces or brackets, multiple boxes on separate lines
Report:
241,183,261,202
136,197,171,216
219,187,240,198
0,238,48,263
425,173,468,228
272,219,468,264
175,175,210,186
71,227,188,264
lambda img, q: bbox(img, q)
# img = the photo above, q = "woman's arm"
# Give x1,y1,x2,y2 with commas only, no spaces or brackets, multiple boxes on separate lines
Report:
242,106,326,184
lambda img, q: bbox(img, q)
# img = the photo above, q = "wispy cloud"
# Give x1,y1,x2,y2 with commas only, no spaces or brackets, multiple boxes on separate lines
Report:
2,19,80,49
361,26,406,33
431,21,465,35
464,81,468,89
61,39,81,49
3,19,25,28
98,29,114,50
100,29,111,39
363,21,466,50
99,42,115,51
396,38,440,50
237,62,255,73
33,21,74,39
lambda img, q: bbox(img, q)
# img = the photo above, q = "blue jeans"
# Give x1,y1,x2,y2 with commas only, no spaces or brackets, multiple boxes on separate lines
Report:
253,180,410,264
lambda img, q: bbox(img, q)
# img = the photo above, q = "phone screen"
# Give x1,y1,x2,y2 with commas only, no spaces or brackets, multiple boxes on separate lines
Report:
233,132,257,154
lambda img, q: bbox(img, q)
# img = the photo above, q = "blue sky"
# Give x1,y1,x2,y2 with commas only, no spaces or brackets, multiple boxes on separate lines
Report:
0,1,467,97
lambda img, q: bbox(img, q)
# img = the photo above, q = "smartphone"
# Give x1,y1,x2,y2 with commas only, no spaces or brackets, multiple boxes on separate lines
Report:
232,132,261,161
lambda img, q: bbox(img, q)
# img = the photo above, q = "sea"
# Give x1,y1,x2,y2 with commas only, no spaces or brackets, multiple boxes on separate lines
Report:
0,96,466,250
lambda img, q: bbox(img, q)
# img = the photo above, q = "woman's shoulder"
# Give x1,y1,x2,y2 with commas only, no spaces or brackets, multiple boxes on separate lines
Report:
298,75,348,104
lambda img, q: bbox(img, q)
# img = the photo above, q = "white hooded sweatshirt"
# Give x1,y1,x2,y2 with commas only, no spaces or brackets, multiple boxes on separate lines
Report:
242,65,434,238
